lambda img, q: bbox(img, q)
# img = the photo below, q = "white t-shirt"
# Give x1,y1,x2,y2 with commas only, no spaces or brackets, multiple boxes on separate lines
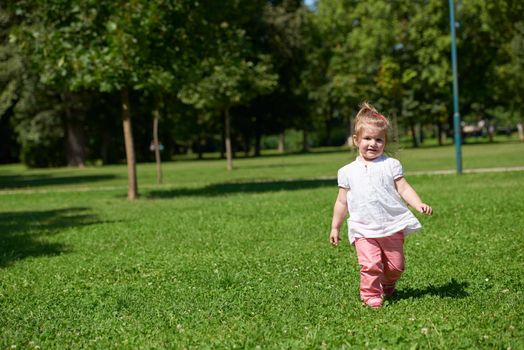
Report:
337,155,422,244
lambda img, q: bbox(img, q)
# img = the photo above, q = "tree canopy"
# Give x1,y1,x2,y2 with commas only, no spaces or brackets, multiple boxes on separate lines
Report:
1,0,522,175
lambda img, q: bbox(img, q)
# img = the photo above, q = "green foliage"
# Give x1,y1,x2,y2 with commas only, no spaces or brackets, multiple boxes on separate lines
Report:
11,78,65,167
457,0,524,121
493,22,524,121
0,25,22,118
0,5,21,113
178,28,277,112
14,0,182,93
304,0,523,145
2,0,524,167
179,55,277,111
0,145,523,348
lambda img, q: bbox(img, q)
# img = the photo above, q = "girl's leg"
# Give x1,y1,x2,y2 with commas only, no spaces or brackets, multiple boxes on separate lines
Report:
354,238,384,307
379,231,405,296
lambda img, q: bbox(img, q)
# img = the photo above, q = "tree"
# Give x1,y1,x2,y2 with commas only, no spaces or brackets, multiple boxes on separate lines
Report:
483,0,524,140
386,0,451,146
306,0,395,144
455,0,523,136
307,0,455,147
14,0,199,198
250,1,309,153
179,23,277,170
0,4,22,163
495,22,524,140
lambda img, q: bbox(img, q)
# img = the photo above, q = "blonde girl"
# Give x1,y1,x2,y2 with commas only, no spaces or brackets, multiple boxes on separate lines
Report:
329,102,432,309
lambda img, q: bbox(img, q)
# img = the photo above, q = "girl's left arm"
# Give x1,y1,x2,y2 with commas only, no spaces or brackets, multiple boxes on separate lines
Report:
395,177,433,215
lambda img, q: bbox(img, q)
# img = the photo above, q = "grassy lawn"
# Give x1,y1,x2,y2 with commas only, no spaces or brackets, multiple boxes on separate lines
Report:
1,142,523,349
1,141,524,192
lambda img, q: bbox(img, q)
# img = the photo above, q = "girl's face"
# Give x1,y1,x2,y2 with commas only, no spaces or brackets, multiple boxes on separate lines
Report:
353,126,386,161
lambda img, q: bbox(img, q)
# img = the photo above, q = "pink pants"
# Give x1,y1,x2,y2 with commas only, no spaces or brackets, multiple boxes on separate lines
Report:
354,231,404,302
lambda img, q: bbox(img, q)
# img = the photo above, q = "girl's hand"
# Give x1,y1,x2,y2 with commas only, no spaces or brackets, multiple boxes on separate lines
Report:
417,203,433,216
329,229,341,246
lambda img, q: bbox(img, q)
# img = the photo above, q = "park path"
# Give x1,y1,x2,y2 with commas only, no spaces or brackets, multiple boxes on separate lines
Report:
406,165,524,176
1,166,524,195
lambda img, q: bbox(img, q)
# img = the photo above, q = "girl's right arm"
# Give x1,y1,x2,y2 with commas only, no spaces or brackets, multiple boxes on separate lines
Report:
330,188,349,246
395,177,433,215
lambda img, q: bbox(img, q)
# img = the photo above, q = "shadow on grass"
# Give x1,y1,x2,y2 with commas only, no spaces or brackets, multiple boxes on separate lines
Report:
391,278,470,302
0,174,118,189
0,207,100,267
147,178,335,199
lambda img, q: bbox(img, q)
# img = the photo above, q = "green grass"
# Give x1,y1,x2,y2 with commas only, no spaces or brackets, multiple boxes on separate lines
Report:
1,142,523,349
1,141,523,192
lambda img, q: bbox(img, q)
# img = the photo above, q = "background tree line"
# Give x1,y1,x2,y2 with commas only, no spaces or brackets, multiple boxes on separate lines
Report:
1,0,523,171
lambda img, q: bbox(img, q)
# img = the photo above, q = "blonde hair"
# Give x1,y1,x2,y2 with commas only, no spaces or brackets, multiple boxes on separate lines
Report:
353,102,391,143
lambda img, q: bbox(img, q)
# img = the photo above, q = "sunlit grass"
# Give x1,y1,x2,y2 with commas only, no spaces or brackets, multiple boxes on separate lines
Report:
1,141,523,193
0,143,523,348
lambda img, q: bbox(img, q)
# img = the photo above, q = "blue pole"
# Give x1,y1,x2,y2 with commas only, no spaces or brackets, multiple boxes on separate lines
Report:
449,0,462,174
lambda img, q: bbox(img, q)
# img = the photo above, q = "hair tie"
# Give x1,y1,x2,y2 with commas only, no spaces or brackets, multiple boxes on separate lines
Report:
371,112,384,119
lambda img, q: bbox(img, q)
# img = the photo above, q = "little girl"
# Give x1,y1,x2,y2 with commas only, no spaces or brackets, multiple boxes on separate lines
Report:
329,102,432,309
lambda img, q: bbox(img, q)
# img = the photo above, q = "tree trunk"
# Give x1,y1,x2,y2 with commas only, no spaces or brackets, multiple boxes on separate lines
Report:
437,122,444,146
488,123,495,143
197,134,204,159
220,127,225,159
517,122,524,141
62,93,86,167
65,121,86,167
347,111,353,147
254,131,261,157
302,130,310,152
152,109,162,185
278,131,285,153
224,107,233,171
410,122,420,148
121,89,138,200
243,134,250,157
392,111,399,144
